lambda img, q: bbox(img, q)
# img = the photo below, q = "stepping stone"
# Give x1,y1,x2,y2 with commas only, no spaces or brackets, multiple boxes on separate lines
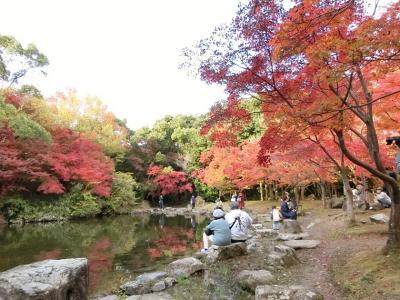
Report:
284,240,320,249
369,213,389,224
277,233,309,241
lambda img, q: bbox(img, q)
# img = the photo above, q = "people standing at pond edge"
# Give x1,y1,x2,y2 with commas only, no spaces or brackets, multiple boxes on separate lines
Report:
159,194,164,209
201,208,231,254
190,194,196,209
225,201,253,243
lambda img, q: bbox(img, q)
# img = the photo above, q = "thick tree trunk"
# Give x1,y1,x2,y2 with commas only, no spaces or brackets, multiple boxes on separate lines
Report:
265,182,269,200
259,182,264,201
387,184,400,250
341,169,356,225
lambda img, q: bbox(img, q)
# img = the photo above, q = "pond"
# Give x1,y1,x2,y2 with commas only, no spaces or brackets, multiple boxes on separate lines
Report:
0,214,208,295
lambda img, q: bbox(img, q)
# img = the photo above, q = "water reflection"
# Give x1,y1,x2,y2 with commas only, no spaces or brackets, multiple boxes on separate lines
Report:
0,214,207,295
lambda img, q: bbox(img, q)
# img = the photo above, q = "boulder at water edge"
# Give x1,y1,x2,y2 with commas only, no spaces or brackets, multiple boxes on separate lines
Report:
236,270,274,291
167,257,204,278
369,213,389,224
280,219,303,234
120,272,168,295
284,240,320,249
206,242,247,263
0,258,88,300
255,285,323,300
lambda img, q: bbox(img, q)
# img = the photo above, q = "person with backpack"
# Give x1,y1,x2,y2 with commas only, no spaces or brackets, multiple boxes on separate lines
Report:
225,201,253,243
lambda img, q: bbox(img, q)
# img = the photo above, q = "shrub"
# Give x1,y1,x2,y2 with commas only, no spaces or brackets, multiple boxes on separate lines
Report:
101,172,139,215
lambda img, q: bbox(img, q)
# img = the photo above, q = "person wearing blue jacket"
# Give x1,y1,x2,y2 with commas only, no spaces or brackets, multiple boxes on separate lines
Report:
201,208,231,254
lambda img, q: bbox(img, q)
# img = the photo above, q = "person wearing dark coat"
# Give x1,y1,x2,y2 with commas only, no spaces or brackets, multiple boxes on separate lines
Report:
280,195,297,220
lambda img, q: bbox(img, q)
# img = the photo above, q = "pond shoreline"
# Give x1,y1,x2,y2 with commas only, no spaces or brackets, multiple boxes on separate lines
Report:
0,205,210,225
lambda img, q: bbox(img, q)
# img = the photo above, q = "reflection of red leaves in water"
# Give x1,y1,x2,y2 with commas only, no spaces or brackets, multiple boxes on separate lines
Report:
148,248,163,258
87,238,112,291
34,248,62,260
191,241,202,250
147,228,200,259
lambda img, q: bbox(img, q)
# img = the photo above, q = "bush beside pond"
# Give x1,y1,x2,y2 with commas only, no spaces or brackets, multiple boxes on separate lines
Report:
0,172,139,223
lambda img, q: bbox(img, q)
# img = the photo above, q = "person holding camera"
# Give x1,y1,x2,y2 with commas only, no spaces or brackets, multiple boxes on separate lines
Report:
201,208,231,254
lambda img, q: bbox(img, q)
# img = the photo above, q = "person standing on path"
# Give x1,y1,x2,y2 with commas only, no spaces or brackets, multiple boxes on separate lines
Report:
190,194,196,209
159,194,164,209
271,205,281,230
238,191,246,209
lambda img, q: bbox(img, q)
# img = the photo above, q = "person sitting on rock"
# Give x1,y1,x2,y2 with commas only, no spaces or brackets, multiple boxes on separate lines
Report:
201,208,231,254
280,193,297,220
370,187,392,209
225,201,253,243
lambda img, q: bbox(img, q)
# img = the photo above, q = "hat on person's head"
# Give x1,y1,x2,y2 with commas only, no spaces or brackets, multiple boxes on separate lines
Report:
230,201,239,209
213,208,225,218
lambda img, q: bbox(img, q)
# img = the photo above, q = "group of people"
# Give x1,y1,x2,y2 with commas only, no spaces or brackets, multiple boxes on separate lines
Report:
201,201,252,254
352,185,392,210
230,191,246,209
270,191,298,230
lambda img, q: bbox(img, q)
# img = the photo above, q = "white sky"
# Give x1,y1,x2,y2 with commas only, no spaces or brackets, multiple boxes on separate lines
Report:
0,0,240,129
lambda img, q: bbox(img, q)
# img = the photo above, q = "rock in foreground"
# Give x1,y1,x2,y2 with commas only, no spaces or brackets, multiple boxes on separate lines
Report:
0,258,88,300
237,270,274,291
206,243,247,263
369,213,389,224
120,272,168,295
255,285,323,300
281,220,303,234
284,240,320,249
167,257,204,278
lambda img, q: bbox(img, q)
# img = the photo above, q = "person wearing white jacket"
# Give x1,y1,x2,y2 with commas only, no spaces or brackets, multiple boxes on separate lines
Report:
225,202,253,242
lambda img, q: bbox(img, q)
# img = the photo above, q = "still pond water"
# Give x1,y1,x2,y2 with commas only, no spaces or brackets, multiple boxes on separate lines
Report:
0,214,208,295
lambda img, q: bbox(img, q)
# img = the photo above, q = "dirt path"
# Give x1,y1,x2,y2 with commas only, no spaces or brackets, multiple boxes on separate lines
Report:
290,211,387,300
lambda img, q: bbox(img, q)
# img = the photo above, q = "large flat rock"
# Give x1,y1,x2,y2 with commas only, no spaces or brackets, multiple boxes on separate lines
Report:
120,272,168,295
167,257,204,278
369,213,389,224
0,258,88,300
256,285,323,300
277,233,310,241
284,240,320,249
237,270,274,291
206,243,247,263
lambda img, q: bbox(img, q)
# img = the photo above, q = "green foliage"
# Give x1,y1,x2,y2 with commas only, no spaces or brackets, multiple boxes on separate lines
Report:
101,172,139,215
193,179,218,201
0,185,101,223
0,95,51,142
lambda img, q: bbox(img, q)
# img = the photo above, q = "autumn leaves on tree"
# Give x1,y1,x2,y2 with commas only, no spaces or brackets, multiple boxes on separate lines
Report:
185,0,400,249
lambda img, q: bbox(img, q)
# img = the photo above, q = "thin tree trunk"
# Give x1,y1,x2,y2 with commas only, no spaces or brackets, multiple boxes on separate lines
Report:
321,181,327,208
341,169,356,225
300,185,305,203
294,186,300,204
259,182,264,201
